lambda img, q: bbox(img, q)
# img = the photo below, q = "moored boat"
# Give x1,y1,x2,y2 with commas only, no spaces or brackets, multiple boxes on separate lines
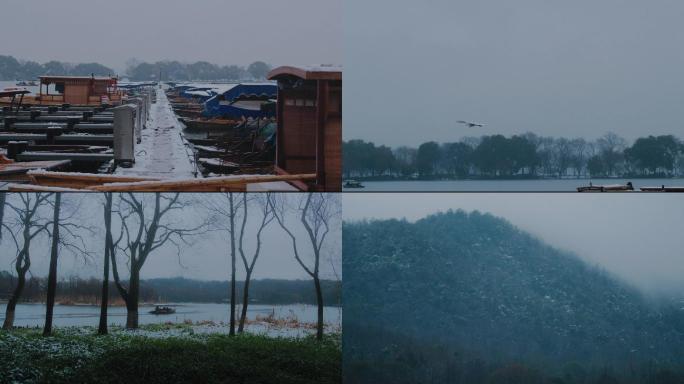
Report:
640,185,684,192
180,118,239,132
577,181,634,192
198,157,240,174
343,179,365,188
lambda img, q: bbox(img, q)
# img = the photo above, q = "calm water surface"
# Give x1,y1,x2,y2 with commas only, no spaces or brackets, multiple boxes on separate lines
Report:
0,302,341,328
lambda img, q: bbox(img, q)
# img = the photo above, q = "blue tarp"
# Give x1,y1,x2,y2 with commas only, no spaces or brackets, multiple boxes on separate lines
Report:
179,87,218,101
203,83,277,118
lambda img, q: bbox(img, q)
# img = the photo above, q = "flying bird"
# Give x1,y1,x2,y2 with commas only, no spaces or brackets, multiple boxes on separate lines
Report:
457,120,485,128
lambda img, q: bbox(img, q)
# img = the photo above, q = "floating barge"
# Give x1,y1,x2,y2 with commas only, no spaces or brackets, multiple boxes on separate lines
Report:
577,182,634,192
640,185,684,192
1,76,124,107
0,157,71,182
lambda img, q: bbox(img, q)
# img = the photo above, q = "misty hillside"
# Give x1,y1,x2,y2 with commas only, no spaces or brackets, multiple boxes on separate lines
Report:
343,211,684,382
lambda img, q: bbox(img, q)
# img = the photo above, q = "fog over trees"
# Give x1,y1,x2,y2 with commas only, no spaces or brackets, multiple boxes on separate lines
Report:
0,54,273,81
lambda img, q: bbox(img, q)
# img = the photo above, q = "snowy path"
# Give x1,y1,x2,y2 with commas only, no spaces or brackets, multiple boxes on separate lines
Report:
115,88,197,179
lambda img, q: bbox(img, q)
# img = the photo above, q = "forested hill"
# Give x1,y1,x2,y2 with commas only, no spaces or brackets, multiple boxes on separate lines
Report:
0,274,340,306
343,211,684,383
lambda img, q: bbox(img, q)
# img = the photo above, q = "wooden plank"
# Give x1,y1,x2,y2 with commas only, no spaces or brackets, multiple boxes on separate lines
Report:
274,166,310,191
26,170,160,189
7,183,82,192
87,174,317,192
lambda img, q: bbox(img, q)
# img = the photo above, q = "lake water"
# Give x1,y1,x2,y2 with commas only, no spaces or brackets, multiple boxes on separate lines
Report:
343,178,684,192
0,302,342,328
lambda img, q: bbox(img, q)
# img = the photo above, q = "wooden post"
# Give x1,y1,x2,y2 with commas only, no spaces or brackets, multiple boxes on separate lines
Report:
315,80,329,189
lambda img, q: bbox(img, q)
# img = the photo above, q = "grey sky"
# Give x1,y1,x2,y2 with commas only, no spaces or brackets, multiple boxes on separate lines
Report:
344,194,684,296
0,194,341,282
1,0,342,73
345,0,684,146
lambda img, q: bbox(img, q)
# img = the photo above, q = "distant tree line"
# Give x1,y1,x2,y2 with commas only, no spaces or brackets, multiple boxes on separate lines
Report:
344,132,684,179
0,55,273,82
0,272,340,306
0,55,115,80
126,60,272,81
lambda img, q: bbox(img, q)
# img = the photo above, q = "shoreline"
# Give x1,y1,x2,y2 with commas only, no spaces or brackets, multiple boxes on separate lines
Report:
345,176,684,182
0,300,342,308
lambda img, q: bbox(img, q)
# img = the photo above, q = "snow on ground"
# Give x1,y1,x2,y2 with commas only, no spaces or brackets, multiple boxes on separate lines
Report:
115,88,198,179
17,320,341,340
116,322,341,339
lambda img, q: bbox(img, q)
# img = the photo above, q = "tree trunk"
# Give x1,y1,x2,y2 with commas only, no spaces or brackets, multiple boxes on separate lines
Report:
3,273,26,330
126,266,140,329
0,192,5,242
43,193,61,336
238,270,252,333
98,193,113,335
313,276,324,340
98,245,110,334
229,194,236,336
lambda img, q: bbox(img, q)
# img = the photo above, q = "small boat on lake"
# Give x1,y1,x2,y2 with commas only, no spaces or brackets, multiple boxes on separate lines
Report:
640,185,684,192
577,181,634,192
343,179,364,188
149,305,176,315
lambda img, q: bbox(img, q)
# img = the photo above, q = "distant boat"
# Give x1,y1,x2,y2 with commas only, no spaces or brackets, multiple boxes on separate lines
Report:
343,179,365,188
16,81,37,87
149,305,176,315
640,185,684,192
577,181,634,192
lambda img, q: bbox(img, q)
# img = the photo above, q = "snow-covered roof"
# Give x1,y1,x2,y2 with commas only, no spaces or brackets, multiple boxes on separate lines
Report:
268,65,342,81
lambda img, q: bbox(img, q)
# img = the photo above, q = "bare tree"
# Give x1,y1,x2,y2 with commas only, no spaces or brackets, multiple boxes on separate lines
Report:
110,193,202,329
43,194,61,336
1,193,52,329
271,193,339,340
237,193,275,332
597,132,627,177
0,192,5,242
203,193,244,336
43,194,92,336
99,192,123,335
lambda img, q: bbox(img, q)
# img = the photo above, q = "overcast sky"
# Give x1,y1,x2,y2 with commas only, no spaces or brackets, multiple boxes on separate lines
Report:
344,194,684,296
1,0,342,72
345,0,684,146
0,194,341,282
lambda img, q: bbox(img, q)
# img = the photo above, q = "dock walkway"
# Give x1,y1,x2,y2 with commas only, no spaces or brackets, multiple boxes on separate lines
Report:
115,87,197,179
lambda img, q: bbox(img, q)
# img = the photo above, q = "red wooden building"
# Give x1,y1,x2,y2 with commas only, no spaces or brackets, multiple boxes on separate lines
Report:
268,65,342,191
37,76,123,105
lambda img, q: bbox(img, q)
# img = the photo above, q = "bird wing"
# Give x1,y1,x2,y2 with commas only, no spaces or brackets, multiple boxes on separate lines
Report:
456,120,468,124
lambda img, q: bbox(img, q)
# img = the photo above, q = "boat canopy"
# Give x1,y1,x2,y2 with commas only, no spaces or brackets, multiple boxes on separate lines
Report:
203,83,277,118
